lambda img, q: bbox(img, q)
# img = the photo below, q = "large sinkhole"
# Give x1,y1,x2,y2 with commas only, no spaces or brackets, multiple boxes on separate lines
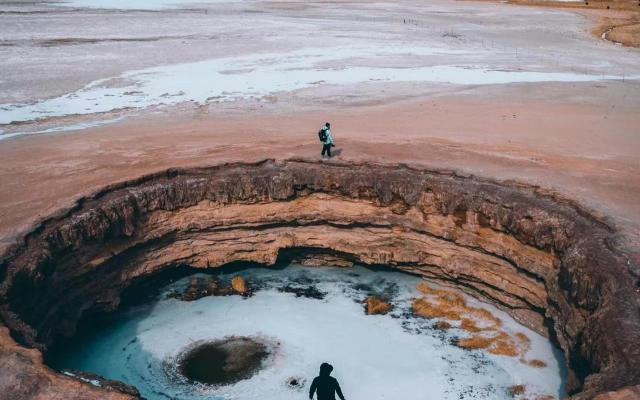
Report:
0,160,638,400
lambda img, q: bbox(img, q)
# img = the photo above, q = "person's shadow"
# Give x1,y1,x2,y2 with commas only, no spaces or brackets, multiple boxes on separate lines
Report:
332,148,343,157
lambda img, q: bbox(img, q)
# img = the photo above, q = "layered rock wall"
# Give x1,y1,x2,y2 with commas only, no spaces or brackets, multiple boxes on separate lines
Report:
0,160,638,399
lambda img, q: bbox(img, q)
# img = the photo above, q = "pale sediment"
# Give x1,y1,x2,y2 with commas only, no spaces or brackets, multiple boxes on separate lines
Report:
0,159,638,399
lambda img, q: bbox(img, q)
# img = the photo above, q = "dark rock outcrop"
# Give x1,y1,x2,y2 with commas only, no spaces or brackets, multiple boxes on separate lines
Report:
168,275,249,301
0,159,638,399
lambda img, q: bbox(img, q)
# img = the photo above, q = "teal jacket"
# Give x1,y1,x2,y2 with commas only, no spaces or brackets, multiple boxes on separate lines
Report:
323,128,334,145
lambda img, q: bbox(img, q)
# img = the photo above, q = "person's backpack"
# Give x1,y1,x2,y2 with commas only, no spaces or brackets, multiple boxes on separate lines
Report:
318,128,327,143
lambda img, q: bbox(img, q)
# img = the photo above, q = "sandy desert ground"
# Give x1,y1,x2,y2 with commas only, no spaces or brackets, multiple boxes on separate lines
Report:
0,0,639,260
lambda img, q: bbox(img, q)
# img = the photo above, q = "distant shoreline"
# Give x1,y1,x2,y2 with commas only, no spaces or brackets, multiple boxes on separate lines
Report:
484,0,640,48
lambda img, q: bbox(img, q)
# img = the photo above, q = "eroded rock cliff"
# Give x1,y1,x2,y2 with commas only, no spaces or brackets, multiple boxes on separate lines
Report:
0,160,638,399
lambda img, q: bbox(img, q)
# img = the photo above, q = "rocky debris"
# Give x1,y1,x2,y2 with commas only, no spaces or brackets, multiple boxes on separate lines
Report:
290,252,355,268
286,376,306,390
231,276,248,295
61,370,140,397
0,160,637,399
509,384,526,397
364,296,392,315
277,285,327,300
434,321,452,330
527,359,547,368
169,277,231,301
592,385,640,400
168,276,250,301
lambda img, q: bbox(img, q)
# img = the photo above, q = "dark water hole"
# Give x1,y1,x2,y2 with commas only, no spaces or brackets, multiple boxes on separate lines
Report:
178,337,269,385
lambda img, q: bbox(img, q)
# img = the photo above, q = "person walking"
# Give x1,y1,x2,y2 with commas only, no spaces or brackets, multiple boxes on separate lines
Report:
309,363,346,400
319,122,334,158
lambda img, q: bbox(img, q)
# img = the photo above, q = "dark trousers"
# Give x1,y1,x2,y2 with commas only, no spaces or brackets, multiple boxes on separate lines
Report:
321,144,332,157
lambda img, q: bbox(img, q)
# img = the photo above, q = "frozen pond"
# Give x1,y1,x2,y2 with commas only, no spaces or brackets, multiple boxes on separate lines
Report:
50,265,566,400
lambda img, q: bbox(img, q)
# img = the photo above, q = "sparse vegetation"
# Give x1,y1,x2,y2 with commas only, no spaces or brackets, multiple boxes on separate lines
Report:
231,276,248,294
412,297,462,320
414,281,531,359
460,318,482,333
469,307,502,328
434,321,452,330
527,359,548,368
456,335,495,349
416,281,434,295
364,296,392,315
509,384,526,396
488,336,520,357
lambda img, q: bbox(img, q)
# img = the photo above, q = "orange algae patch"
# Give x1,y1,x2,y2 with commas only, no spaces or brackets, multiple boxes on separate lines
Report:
515,332,531,354
457,331,517,356
413,282,467,320
527,359,548,368
488,337,520,357
515,332,530,345
468,307,502,329
509,384,526,396
437,290,466,308
513,332,548,367
457,332,520,356
414,281,536,360
460,318,482,333
364,296,392,315
413,281,499,328
434,321,452,330
456,335,494,350
416,282,466,306
416,281,435,295
412,298,462,320
231,276,248,294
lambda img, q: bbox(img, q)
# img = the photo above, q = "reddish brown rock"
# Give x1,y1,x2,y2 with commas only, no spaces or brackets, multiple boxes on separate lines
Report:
509,384,526,396
434,321,452,330
231,276,248,295
288,249,355,268
364,297,392,315
592,386,640,400
0,326,136,400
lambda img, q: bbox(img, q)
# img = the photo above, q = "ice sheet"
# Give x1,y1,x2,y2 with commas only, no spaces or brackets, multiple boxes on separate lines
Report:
51,265,566,400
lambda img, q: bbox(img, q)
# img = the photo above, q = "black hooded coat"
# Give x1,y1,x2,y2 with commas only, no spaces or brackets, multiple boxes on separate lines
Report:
309,363,345,400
